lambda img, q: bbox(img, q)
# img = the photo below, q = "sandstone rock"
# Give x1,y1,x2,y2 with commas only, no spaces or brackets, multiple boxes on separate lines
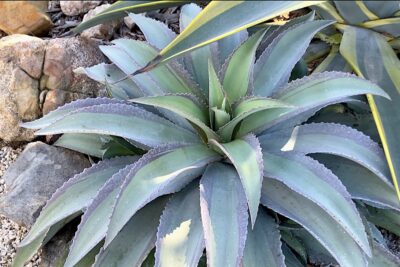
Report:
60,0,101,16
0,35,45,142
82,4,120,40
0,142,90,227
0,1,52,36
0,34,106,142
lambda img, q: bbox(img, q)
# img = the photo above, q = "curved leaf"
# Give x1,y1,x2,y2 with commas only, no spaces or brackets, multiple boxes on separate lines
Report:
105,144,220,246
64,163,136,267
222,29,266,102
362,17,400,38
141,1,323,70
21,98,125,129
155,182,204,267
55,133,107,158
94,197,168,267
35,103,199,148
263,152,371,256
218,97,292,141
340,25,400,200
261,177,368,267
209,135,263,226
365,206,400,236
77,63,143,99
333,0,378,24
315,155,400,212
129,13,176,50
369,241,400,267
180,3,216,92
19,156,137,247
237,72,390,136
259,123,391,183
200,163,248,267
254,20,334,97
73,1,190,33
242,209,285,267
130,94,218,141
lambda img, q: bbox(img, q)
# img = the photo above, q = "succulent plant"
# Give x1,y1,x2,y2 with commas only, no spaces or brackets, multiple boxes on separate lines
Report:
14,4,400,267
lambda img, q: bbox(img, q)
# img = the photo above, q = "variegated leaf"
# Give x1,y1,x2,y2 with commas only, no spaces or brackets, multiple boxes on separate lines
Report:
105,144,220,246
254,20,334,97
209,135,263,226
35,103,199,148
155,181,204,267
263,152,371,257
200,163,248,267
94,197,168,267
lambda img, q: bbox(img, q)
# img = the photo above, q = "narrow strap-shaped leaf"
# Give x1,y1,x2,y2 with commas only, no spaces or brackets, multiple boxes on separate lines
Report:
222,29,266,102
261,177,368,267
130,94,218,141
18,156,137,247
340,25,400,200
155,182,204,267
209,135,263,226
254,20,334,97
94,197,168,267
35,103,199,148
105,144,220,247
314,154,400,212
73,1,190,33
263,152,371,256
21,97,125,129
242,209,285,267
365,206,400,237
103,39,198,96
142,1,323,70
333,0,378,24
129,13,176,50
218,97,292,141
237,72,389,136
311,1,345,23
313,45,352,73
259,123,391,183
179,3,217,93
362,17,400,38
200,163,248,267
363,1,400,18
55,133,107,158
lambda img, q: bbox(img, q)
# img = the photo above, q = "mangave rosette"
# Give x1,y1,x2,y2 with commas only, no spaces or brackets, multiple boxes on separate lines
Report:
15,4,400,267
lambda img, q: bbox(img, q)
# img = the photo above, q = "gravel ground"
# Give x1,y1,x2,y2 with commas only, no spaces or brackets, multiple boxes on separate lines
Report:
0,145,41,267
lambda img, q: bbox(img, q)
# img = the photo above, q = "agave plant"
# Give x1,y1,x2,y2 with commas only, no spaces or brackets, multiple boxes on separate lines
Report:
309,0,400,200
14,4,400,267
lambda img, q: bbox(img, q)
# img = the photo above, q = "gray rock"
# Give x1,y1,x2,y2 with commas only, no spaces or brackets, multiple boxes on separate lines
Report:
0,34,106,142
0,142,90,227
81,4,120,40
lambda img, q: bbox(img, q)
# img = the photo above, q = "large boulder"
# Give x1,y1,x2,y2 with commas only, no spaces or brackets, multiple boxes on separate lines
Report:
0,142,90,227
0,34,106,142
0,1,52,35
